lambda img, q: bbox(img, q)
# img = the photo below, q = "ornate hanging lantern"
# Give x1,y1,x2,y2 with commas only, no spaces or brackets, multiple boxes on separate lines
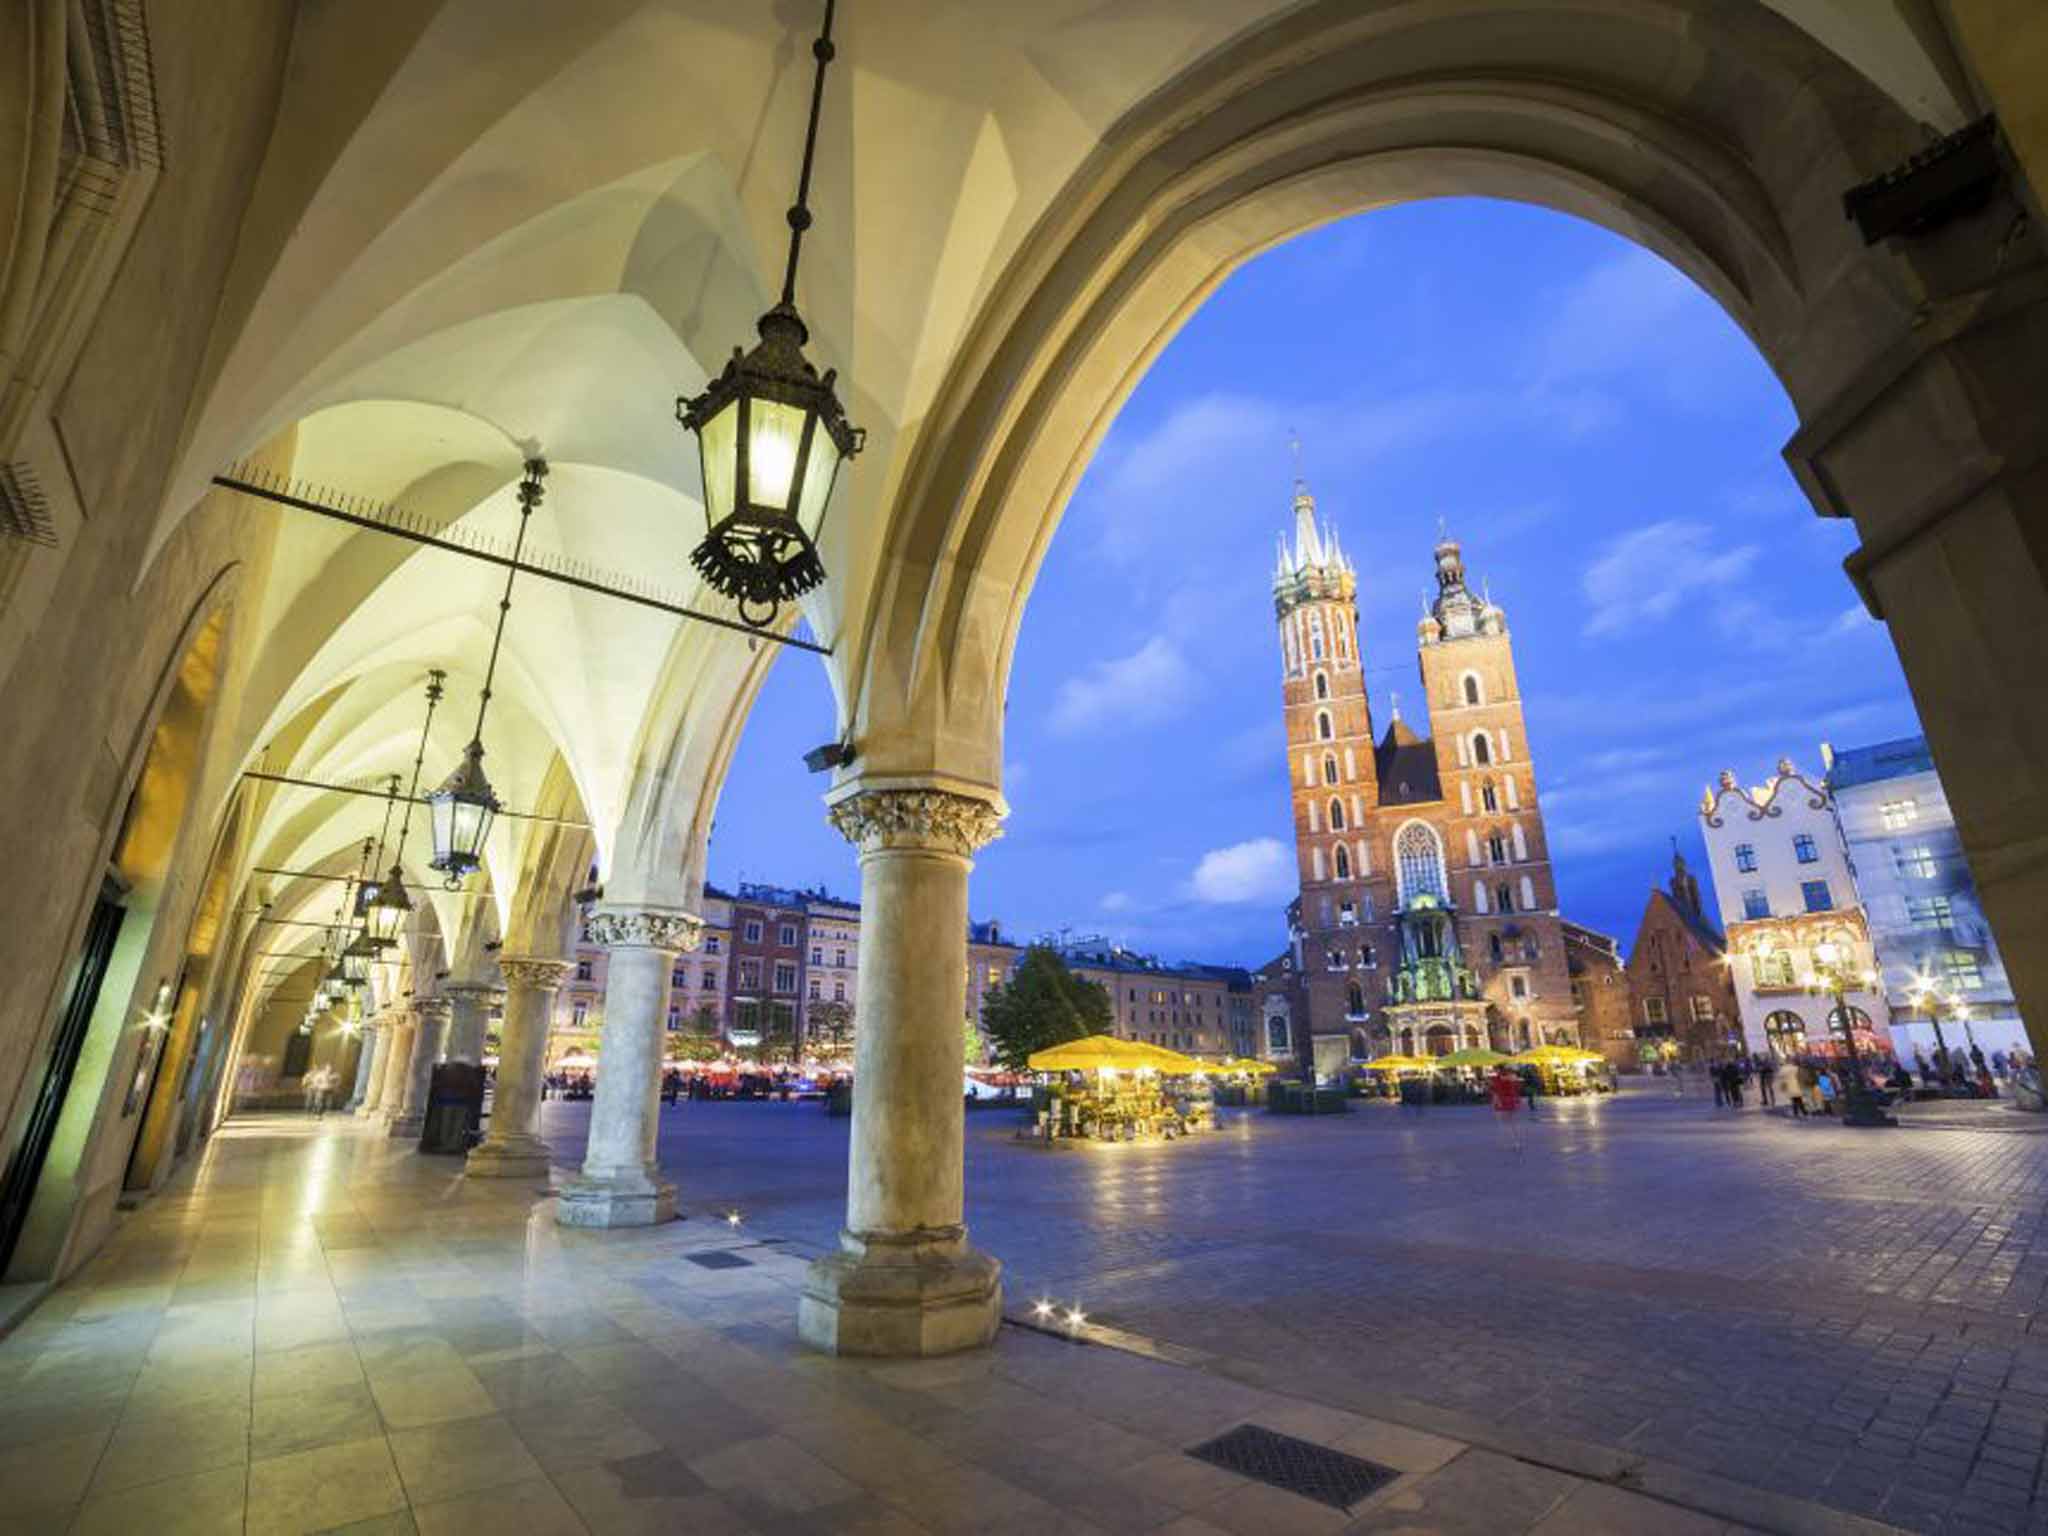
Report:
429,467,544,885
678,0,863,629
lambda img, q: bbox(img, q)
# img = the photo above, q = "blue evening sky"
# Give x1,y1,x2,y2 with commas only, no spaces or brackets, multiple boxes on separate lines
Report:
706,199,1922,964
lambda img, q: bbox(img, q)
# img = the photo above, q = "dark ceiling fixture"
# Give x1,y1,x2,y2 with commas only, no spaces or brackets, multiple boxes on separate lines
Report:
1844,115,2004,245
678,0,864,629
429,464,546,885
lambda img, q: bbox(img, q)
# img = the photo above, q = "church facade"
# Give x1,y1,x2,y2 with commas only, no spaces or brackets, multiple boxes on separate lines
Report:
1262,483,1579,1073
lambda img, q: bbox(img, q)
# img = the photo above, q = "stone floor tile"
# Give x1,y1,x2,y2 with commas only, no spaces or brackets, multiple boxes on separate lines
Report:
549,1449,737,1535
688,1432,859,1513
409,1475,586,1536
354,1331,466,1381
70,1462,246,1536
246,1434,407,1535
254,1339,365,1398
90,1402,249,1492
1344,1450,1575,1535
506,1393,660,1473
388,1412,541,1505
251,1380,383,1460
470,1350,596,1413
367,1363,495,1429
1190,1479,1354,1536
1527,1483,1732,1535
0,1428,109,1515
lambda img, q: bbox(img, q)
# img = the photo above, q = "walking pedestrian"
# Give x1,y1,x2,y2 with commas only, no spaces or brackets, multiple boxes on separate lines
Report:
1816,1067,1838,1115
1489,1067,1523,1151
1711,1061,1727,1107
1755,1056,1775,1107
1777,1056,1806,1116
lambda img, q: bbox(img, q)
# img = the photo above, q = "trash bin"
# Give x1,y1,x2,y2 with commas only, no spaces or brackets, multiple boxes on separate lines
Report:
420,1062,485,1155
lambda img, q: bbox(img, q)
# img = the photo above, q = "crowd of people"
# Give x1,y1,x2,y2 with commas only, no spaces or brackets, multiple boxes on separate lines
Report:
1700,1042,2035,1117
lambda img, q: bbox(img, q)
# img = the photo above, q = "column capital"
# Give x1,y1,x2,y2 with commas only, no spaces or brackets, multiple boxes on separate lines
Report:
827,787,1004,858
587,907,701,955
443,980,506,1002
499,956,574,990
414,995,453,1022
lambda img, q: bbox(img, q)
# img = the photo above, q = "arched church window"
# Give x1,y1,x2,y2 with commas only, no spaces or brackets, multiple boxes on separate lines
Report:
1463,673,1482,706
1497,882,1514,913
1482,780,1498,813
1308,611,1326,660
1394,822,1447,904
1322,753,1338,785
1314,671,1329,700
1488,832,1506,864
1328,799,1346,831
1347,984,1364,1016
1316,710,1333,741
1334,844,1351,880
1472,732,1491,765
1488,934,1503,963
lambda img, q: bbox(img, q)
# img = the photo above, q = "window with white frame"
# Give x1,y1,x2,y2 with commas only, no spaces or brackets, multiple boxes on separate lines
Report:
1894,845,1938,879
1690,995,1716,1023
1907,896,1953,927
1643,997,1668,1025
1743,889,1770,920
773,961,797,993
1734,843,1756,872
1792,833,1818,864
1940,949,1985,990
1880,798,1919,830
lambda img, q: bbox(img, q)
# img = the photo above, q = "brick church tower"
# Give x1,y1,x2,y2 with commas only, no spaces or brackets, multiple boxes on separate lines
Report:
1269,484,1578,1076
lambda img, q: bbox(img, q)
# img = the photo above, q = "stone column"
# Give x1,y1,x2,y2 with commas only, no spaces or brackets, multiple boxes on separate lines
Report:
362,1012,409,1118
346,1021,383,1112
442,982,502,1065
800,787,1004,1357
468,957,571,1180
555,909,699,1228
388,997,450,1140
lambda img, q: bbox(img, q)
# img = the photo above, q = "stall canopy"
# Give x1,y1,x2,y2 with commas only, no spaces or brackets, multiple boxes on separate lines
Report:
1510,1046,1606,1066
1027,1035,1205,1075
1362,1055,1436,1073
1437,1048,1513,1068
1204,1056,1278,1076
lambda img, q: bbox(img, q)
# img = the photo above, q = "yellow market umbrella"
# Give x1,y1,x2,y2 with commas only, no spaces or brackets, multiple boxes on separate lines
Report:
1511,1045,1605,1066
1437,1047,1512,1068
1363,1055,1435,1073
1028,1035,1205,1075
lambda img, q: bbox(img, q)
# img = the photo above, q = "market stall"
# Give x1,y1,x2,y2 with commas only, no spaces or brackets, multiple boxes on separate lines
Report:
1510,1044,1614,1095
1026,1036,1217,1143
1360,1053,1436,1101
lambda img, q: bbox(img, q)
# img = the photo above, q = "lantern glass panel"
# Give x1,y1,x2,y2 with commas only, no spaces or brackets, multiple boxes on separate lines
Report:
698,397,738,526
794,431,843,540
747,398,808,514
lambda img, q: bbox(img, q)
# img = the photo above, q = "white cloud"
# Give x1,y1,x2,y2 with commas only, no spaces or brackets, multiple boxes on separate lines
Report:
1004,759,1030,790
1100,890,1133,913
1186,838,1296,905
1827,603,1876,638
1581,520,1759,638
1532,249,1700,387
1047,635,1197,735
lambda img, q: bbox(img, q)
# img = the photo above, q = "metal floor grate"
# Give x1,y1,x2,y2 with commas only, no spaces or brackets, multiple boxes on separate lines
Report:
1186,1423,1399,1510
683,1249,754,1270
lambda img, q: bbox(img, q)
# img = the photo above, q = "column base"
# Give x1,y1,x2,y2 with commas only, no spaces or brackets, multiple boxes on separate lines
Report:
387,1113,425,1140
554,1166,676,1228
465,1135,554,1180
799,1226,1002,1357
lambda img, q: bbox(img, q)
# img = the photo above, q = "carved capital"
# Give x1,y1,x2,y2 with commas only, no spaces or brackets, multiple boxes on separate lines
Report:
587,908,702,955
499,957,574,992
443,980,505,1003
827,788,1004,858
414,996,453,1022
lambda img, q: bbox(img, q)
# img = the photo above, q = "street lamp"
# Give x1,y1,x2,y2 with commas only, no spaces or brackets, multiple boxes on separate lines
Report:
677,0,864,629
1813,938,1893,1127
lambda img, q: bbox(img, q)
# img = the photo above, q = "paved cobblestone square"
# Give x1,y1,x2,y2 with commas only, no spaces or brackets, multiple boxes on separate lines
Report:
556,1084,2048,1534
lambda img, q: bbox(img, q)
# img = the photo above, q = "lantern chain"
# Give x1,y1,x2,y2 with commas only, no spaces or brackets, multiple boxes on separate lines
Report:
780,0,838,310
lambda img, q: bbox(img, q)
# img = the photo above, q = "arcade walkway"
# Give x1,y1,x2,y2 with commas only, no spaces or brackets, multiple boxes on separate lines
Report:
0,1111,1800,1536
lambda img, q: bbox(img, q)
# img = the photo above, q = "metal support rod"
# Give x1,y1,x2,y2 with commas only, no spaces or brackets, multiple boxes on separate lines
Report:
779,0,838,308
252,865,443,892
240,769,589,829
212,473,831,656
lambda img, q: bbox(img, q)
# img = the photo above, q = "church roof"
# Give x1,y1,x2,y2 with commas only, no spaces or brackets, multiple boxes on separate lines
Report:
1374,719,1441,805
1643,886,1728,957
